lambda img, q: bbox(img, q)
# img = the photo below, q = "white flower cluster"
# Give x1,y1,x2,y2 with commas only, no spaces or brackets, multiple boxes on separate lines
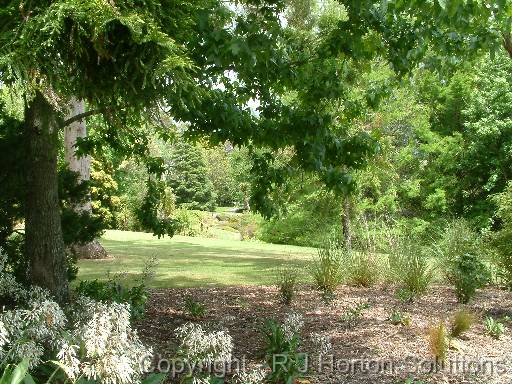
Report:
282,312,304,341
233,365,267,384
0,249,151,384
0,296,66,368
56,341,81,380
175,323,233,366
309,332,332,355
66,298,152,384
0,320,8,348
0,251,25,302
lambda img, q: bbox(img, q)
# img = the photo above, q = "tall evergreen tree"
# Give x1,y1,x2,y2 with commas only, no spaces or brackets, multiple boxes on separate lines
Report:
166,141,216,211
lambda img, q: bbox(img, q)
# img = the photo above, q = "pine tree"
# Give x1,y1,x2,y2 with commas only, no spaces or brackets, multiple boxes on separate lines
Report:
166,141,216,211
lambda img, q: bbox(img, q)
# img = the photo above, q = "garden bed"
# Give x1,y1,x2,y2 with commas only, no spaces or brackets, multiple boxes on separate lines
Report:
137,285,512,384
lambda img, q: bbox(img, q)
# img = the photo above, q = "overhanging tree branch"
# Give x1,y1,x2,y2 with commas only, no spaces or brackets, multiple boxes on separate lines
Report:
61,108,106,128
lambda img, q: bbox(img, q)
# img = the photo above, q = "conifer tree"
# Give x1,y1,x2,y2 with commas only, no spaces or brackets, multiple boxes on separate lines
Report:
166,141,216,211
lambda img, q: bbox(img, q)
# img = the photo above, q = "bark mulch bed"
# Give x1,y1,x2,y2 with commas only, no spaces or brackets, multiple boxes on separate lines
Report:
136,285,512,384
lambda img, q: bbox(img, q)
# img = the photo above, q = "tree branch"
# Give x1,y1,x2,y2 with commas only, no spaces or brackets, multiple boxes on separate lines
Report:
502,33,512,59
61,108,106,128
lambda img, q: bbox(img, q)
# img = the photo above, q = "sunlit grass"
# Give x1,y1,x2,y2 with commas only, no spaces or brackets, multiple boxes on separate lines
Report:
77,230,315,288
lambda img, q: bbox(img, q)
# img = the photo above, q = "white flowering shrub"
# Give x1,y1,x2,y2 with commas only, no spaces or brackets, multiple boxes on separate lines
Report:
281,312,304,342
0,293,64,368
0,251,25,303
71,298,152,384
175,323,233,366
309,332,332,355
0,250,152,384
233,365,267,384
0,320,8,348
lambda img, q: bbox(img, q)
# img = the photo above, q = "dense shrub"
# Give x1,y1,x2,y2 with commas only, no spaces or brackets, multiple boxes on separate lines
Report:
434,220,490,303
75,256,156,320
452,252,490,304
492,182,512,289
174,322,233,383
258,189,340,247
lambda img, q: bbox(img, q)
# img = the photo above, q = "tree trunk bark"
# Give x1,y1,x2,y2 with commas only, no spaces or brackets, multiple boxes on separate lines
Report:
65,98,91,209
342,196,352,251
25,91,69,302
64,98,108,259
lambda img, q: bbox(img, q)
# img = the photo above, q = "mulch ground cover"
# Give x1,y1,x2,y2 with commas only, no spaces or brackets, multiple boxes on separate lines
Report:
137,285,512,384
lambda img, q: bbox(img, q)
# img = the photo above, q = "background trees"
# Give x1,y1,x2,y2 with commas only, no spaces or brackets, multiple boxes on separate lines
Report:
1,0,512,299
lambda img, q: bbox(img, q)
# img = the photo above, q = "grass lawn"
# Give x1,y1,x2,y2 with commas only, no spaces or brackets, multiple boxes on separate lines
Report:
77,230,315,288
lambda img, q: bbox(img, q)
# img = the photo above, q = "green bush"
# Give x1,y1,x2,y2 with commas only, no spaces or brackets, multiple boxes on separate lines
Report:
75,278,149,320
492,182,512,289
75,257,156,320
183,295,207,318
484,316,506,339
453,252,490,304
310,239,345,303
275,267,299,305
434,220,490,303
387,234,434,299
258,189,340,247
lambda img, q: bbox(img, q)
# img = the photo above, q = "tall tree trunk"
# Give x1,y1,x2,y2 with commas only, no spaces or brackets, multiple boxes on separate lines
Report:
64,98,107,259
25,91,69,302
342,196,352,251
65,98,91,208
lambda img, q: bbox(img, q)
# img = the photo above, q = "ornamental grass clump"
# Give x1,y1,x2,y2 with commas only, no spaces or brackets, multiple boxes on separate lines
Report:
428,320,449,362
311,239,345,303
450,310,476,338
275,266,299,305
387,233,434,299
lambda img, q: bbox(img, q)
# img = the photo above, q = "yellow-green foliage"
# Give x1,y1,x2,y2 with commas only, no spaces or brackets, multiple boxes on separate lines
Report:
275,266,299,305
428,321,448,361
450,310,475,338
347,251,381,287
